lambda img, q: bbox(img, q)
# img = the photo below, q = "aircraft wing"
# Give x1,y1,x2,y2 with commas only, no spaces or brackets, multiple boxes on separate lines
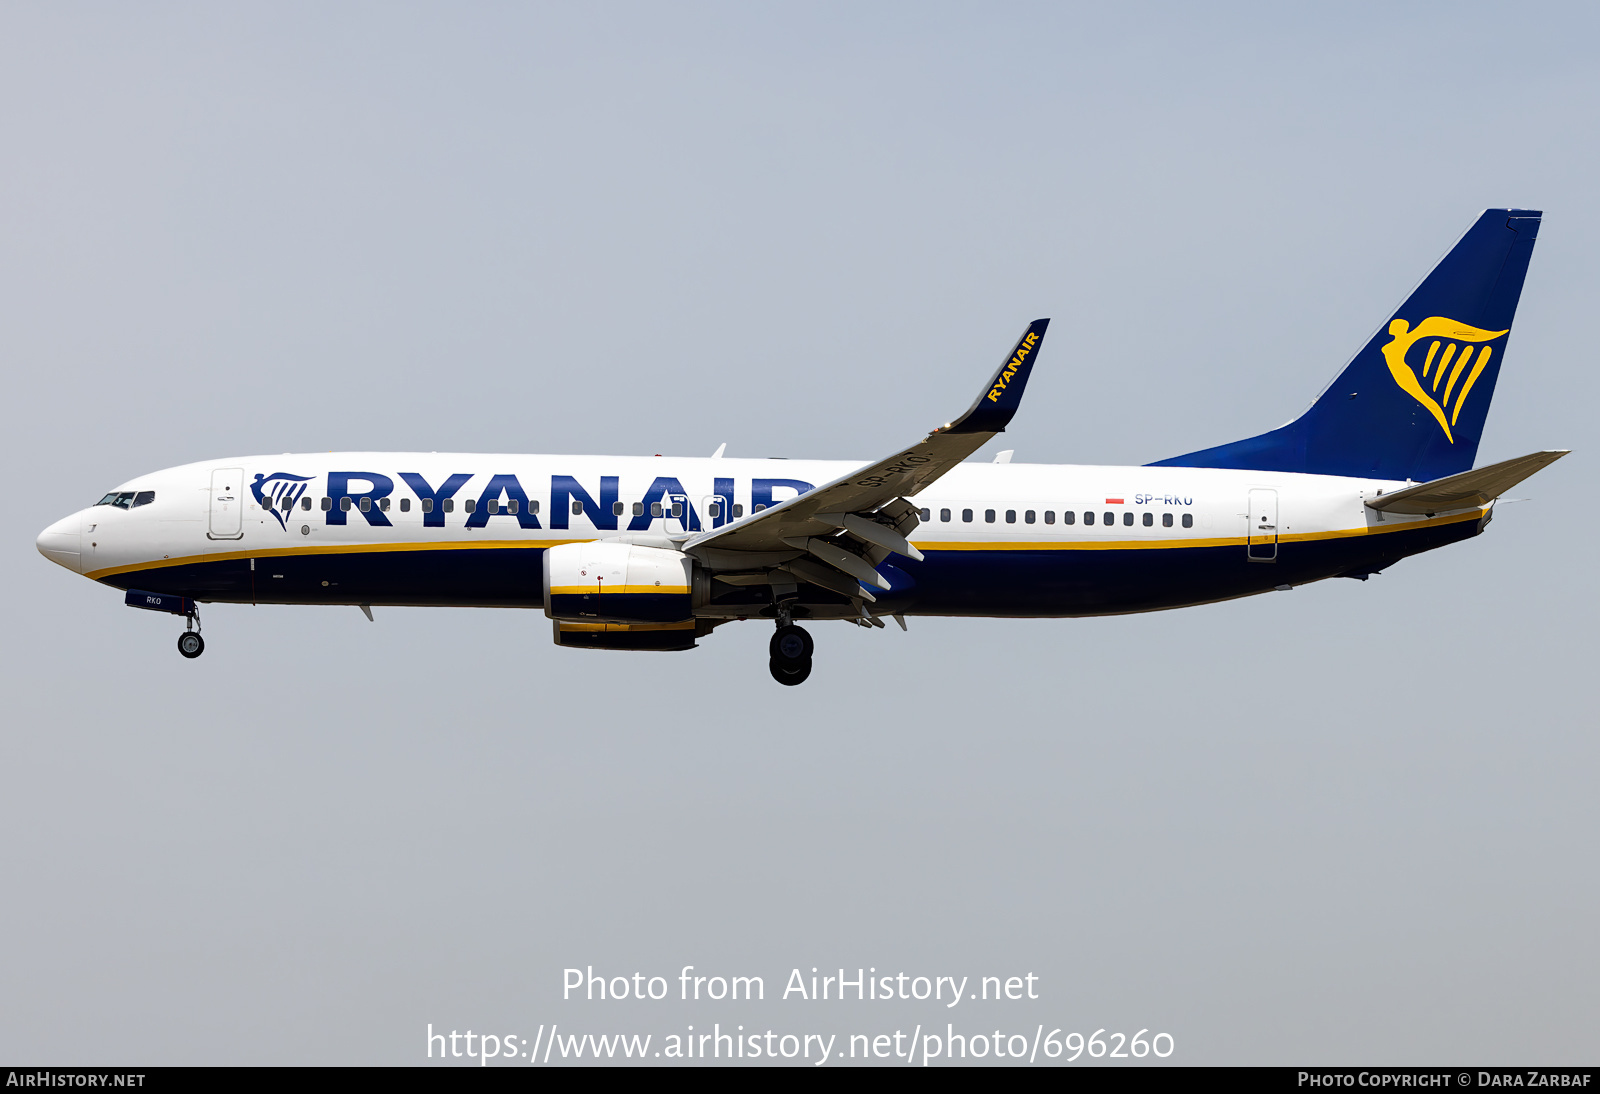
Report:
682,319,1049,594
1364,449,1569,515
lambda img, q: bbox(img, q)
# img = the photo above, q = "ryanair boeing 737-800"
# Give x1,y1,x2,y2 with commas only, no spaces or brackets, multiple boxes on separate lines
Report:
36,209,1566,685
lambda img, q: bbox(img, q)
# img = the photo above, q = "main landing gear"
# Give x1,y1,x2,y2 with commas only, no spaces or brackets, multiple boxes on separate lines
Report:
177,604,204,659
769,623,813,686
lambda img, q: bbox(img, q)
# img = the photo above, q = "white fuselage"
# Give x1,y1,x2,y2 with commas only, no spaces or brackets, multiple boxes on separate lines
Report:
37,452,1483,619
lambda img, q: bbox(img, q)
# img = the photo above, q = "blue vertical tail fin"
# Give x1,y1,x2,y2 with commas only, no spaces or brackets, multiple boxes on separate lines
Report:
1150,209,1541,481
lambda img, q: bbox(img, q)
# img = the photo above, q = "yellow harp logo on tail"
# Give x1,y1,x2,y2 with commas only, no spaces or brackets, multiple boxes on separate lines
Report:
1380,317,1507,443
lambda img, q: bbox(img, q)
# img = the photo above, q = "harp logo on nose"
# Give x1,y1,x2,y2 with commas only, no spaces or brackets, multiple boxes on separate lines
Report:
1380,317,1508,443
251,472,314,530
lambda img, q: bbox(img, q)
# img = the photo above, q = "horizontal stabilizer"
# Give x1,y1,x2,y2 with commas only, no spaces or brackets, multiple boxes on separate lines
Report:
1365,450,1568,514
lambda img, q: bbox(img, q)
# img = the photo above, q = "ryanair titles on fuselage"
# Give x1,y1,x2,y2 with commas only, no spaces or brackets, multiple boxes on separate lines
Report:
252,468,821,533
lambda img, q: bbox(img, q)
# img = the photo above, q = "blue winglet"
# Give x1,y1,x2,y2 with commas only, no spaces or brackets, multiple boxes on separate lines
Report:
942,319,1051,435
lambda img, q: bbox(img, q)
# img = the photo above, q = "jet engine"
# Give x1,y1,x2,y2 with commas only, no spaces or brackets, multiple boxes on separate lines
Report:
542,540,698,625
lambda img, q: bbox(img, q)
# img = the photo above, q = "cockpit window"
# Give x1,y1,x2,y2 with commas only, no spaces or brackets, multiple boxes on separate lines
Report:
131,491,155,508
96,492,135,509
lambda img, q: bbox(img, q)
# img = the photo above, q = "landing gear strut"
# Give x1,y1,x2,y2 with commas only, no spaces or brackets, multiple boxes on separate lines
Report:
768,623,813,686
177,604,204,659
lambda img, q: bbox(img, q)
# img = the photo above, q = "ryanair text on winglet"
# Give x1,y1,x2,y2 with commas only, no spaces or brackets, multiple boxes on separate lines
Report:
986,332,1040,403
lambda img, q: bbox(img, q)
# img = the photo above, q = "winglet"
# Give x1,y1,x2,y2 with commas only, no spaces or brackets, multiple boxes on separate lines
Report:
941,318,1050,435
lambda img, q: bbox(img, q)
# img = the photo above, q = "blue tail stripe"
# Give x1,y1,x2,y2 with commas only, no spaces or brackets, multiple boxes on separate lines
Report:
1150,209,1541,481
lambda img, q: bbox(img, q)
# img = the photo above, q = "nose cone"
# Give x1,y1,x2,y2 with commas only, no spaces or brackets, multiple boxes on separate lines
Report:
37,512,83,573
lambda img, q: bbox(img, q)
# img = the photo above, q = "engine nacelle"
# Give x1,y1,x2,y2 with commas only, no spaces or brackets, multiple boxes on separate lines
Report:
543,541,695,624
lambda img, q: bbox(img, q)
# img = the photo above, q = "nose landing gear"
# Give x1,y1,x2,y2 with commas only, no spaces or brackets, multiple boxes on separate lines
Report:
124,589,206,659
768,623,813,686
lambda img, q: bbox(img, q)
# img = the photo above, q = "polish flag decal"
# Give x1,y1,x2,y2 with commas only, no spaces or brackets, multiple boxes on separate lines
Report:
1105,497,1124,505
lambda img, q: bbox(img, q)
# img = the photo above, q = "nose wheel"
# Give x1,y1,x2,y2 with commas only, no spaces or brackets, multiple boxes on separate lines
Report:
768,624,813,686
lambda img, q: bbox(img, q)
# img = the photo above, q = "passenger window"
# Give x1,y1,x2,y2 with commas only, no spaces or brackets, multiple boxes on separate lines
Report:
487,499,499,514
1104,511,1114,525
984,509,995,523
632,502,644,516
319,497,330,511
508,499,519,514
442,499,453,513
301,497,311,511
651,502,663,518
1083,511,1094,525
962,509,973,522
708,502,721,519
359,497,371,512
613,501,625,516
420,498,433,513
754,504,766,512
940,508,951,522
1162,512,1172,528
400,498,411,513
464,499,476,514
1005,510,1016,524
1122,511,1132,526
1025,510,1035,524
1062,510,1074,525
379,497,390,511
530,500,540,514
1182,513,1193,528
1142,512,1152,527
733,504,744,517
571,500,583,516
1044,510,1055,525
132,491,155,508
671,502,684,518
340,497,353,512
918,508,930,522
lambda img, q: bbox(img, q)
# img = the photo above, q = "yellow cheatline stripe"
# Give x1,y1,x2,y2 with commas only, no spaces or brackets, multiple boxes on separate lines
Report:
86,537,585,581
910,508,1484,552
90,507,1488,581
559,621,697,633
549,585,690,596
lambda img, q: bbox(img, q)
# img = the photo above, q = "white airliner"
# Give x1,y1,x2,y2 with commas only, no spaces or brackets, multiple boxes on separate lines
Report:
37,209,1566,684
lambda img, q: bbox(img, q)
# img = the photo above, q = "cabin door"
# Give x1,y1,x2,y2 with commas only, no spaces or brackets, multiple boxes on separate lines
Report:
209,467,245,540
1247,488,1277,562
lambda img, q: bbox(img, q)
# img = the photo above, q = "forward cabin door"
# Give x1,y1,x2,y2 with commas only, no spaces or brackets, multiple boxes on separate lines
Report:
1247,488,1277,562
209,467,245,540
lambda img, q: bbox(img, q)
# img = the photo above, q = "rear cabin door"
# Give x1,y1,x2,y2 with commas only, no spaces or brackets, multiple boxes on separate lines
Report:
1247,488,1277,562
209,467,244,539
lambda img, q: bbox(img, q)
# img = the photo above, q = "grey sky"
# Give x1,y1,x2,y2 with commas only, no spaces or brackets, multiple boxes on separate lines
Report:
1,1,1595,1065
